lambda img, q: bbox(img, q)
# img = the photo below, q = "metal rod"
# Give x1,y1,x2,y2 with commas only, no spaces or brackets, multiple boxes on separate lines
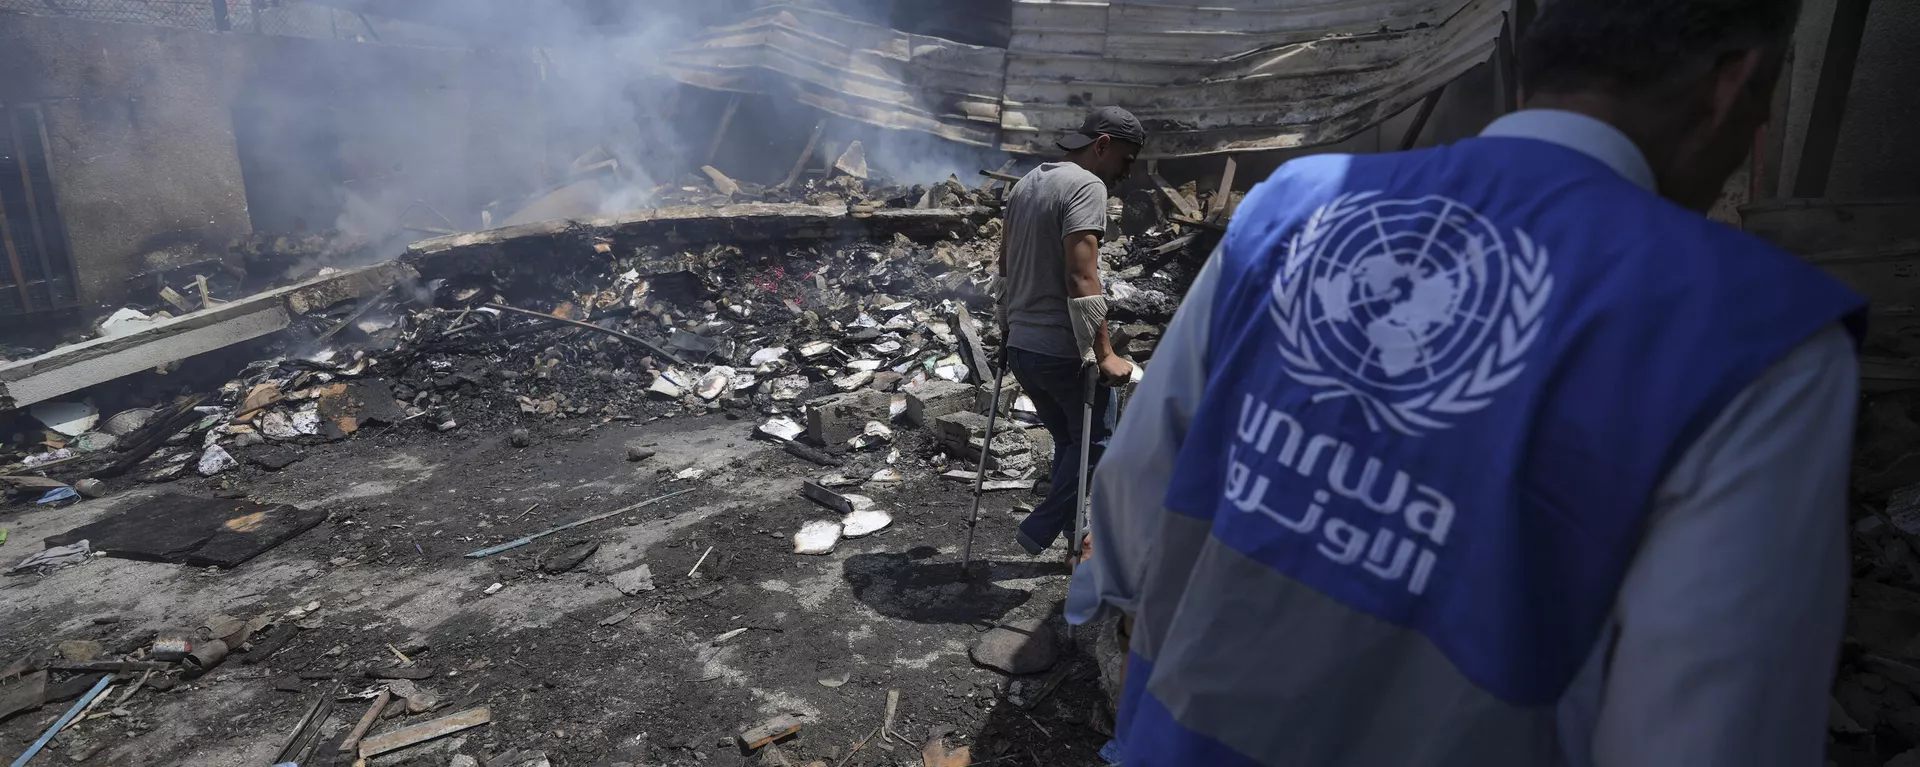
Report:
10,675,110,766
1795,0,1874,198
465,488,696,558
960,358,1008,568
482,303,687,367
1071,365,1096,571
781,120,826,190
1398,86,1446,151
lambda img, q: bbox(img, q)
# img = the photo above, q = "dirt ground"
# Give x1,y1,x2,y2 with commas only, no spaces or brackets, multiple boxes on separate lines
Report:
0,413,1111,766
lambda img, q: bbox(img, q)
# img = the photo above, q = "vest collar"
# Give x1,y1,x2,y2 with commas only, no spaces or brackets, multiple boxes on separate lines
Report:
1480,109,1657,192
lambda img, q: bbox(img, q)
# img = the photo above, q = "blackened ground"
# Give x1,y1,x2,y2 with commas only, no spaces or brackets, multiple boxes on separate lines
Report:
0,412,1110,766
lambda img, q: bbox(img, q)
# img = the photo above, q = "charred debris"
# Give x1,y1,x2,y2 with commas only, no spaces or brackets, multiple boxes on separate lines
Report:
0,162,1205,509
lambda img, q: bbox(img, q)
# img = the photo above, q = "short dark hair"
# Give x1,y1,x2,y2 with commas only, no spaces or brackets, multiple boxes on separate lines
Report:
1519,0,1801,96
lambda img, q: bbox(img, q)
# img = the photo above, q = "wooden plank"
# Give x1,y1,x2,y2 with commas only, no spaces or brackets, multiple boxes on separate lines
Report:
1149,161,1201,219
780,120,826,190
358,706,491,758
1793,0,1874,198
0,108,32,313
1399,86,1445,151
981,159,1018,191
8,109,58,310
1209,155,1238,221
705,94,742,166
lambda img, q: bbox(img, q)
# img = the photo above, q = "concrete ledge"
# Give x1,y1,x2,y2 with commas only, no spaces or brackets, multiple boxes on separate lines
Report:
0,262,417,410
403,203,992,280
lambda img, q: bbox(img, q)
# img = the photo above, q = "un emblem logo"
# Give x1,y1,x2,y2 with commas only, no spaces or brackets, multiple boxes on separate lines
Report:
1269,192,1553,435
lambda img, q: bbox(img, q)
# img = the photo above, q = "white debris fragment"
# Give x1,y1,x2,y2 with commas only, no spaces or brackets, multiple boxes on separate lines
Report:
834,371,875,392
675,467,707,481
23,449,73,469
871,339,904,355
750,347,790,366
934,363,969,383
759,417,805,442
841,510,893,538
848,421,893,450
197,446,238,476
771,375,811,401
889,395,907,420
285,600,321,618
799,340,835,358
879,301,913,313
729,370,759,393
1014,395,1038,414
847,359,883,372
868,468,905,484
649,369,688,399
612,564,656,595
697,367,735,401
483,583,504,596
819,474,861,488
31,400,98,437
842,493,877,512
291,404,323,436
794,521,843,555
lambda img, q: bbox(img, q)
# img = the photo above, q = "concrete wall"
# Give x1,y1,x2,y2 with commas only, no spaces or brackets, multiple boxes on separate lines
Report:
0,13,546,314
1777,0,1920,200
0,15,253,313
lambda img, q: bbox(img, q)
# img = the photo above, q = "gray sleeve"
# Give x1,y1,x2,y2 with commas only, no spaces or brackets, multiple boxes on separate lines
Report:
1062,179,1108,238
1591,324,1857,766
1067,245,1223,625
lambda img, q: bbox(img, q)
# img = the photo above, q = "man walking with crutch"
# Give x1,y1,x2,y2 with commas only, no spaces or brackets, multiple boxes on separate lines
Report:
993,106,1143,559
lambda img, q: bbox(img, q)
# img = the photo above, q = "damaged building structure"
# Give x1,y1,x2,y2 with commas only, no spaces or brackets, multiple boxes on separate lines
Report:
0,0,1918,764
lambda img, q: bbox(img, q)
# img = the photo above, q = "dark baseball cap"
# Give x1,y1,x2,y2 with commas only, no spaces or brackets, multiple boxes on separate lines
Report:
1056,106,1147,151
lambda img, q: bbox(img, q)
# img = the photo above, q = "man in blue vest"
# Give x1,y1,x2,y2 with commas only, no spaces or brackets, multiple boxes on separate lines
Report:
1070,0,1866,764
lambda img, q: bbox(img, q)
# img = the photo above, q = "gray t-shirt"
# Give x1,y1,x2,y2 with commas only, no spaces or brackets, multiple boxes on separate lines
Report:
1003,162,1108,359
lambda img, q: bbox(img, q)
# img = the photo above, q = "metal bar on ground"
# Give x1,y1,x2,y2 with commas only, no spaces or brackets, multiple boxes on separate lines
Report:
482,303,687,367
1795,0,1874,198
9,675,110,767
465,488,697,558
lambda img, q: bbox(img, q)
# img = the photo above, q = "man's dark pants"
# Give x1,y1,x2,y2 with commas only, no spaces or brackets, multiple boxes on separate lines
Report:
1006,347,1117,554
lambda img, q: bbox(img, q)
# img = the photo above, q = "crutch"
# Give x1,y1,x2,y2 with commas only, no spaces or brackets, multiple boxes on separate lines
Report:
1069,364,1098,572
959,347,1010,569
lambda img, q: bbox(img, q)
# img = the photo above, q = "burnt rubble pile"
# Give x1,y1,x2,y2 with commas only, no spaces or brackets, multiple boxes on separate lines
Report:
1836,393,1920,762
1,168,1197,499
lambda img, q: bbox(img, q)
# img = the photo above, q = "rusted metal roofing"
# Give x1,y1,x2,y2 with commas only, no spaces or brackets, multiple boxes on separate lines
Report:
667,0,1507,158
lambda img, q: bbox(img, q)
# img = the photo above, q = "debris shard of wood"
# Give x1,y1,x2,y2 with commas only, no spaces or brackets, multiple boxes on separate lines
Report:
738,713,805,752
358,705,491,758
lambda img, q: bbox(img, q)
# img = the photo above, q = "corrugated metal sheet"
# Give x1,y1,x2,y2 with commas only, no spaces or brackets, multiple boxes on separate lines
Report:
666,6,1008,146
667,0,1507,158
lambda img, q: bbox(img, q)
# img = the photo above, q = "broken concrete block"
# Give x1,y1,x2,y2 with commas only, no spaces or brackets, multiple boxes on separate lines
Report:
905,379,974,428
805,390,891,445
934,411,1030,468
794,521,842,555
612,564,656,595
977,376,1020,416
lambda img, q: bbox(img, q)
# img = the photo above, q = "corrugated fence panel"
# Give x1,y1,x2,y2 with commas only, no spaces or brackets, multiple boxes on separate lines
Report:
669,0,1505,158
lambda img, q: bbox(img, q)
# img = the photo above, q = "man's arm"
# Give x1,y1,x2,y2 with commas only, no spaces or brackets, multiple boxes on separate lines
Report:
1065,231,1125,380
1591,324,1856,765
1067,247,1224,625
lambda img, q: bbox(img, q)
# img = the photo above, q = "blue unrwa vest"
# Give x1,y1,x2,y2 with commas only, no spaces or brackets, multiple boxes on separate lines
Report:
1120,138,1865,765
